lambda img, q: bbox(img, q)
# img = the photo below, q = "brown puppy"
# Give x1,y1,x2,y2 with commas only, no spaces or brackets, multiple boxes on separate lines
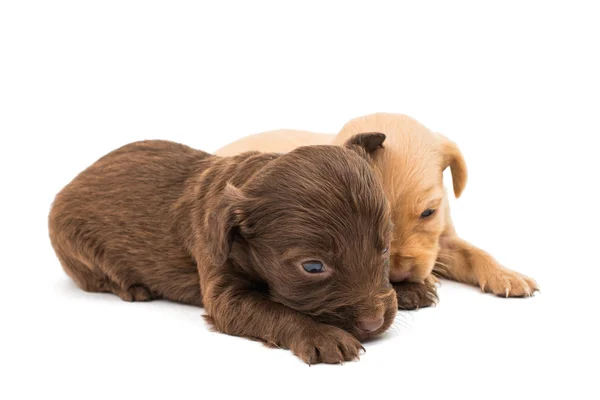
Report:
49,135,397,364
217,113,539,309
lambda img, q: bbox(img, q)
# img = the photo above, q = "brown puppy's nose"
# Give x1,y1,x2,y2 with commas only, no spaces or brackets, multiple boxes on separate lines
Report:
357,316,384,333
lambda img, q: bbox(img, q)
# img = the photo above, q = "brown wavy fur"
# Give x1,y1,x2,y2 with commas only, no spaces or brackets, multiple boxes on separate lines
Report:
48,135,397,364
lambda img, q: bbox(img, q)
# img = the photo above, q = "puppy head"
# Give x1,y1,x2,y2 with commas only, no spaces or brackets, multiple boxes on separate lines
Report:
209,133,397,341
334,113,468,283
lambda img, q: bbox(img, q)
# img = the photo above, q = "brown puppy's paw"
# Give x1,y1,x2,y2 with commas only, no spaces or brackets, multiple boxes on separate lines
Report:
393,280,438,310
113,284,155,302
291,325,364,365
478,267,539,297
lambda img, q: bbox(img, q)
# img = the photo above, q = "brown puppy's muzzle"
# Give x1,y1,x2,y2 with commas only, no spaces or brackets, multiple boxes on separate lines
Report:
357,316,384,333
350,288,398,341
308,287,396,341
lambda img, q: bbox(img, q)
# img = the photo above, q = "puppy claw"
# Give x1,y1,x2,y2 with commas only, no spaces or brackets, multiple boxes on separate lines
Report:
527,278,540,294
478,266,538,298
292,325,363,365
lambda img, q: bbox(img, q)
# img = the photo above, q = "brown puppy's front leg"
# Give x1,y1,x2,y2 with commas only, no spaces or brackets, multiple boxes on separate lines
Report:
435,234,539,297
203,274,364,365
393,275,438,310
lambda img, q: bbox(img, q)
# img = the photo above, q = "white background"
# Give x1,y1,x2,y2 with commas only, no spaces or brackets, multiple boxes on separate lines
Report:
1,1,599,399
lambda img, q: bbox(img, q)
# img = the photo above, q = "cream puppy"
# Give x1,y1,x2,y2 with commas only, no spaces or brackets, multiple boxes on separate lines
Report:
216,113,538,309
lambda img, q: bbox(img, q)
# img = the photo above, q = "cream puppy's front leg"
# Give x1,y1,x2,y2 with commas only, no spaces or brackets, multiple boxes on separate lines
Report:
431,134,538,297
435,220,539,297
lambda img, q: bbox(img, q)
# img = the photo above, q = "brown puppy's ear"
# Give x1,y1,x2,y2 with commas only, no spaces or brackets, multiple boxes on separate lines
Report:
344,132,386,158
206,183,246,266
439,135,468,198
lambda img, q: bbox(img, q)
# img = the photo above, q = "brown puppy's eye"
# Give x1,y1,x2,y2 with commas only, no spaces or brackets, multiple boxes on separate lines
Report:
382,246,389,254
421,209,436,218
302,261,325,273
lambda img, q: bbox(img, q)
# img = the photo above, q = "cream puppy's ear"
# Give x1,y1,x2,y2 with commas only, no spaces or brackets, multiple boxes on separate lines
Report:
438,134,468,198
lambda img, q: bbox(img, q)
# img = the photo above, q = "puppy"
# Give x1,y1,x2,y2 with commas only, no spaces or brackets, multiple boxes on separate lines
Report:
49,135,397,364
216,113,539,309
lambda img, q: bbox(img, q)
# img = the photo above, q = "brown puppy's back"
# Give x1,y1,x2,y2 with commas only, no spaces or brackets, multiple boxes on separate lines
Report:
48,140,271,305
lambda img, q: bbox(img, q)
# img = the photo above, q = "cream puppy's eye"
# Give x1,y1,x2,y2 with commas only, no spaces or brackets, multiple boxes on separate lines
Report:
302,261,325,273
420,209,436,218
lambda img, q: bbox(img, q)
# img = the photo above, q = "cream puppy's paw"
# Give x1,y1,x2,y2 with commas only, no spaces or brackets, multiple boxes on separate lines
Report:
478,266,539,297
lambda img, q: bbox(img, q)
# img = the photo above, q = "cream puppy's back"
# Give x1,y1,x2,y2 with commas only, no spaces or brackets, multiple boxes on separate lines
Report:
215,114,423,157
215,129,333,156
